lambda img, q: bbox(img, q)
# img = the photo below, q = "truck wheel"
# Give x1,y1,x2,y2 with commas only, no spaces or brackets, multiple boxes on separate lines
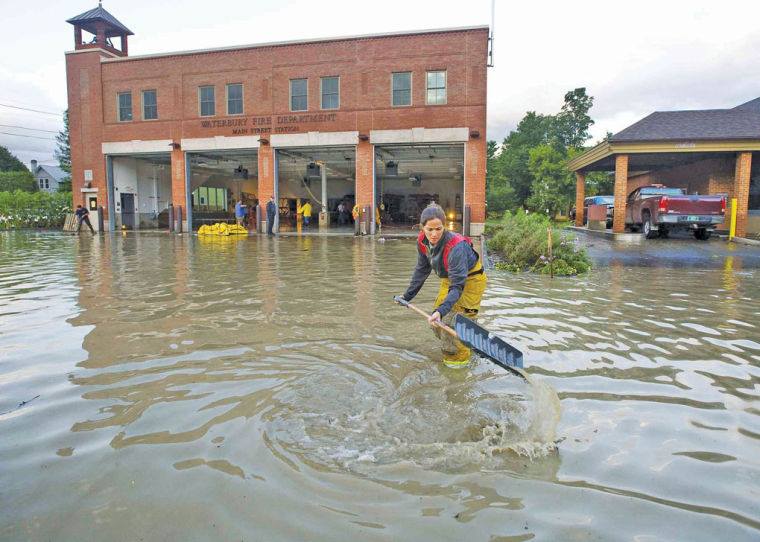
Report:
694,228,711,240
642,213,657,239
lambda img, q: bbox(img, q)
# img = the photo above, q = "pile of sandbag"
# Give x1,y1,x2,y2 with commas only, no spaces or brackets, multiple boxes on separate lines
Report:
197,222,249,236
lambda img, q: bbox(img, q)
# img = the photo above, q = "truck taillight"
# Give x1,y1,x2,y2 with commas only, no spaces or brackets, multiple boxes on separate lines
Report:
658,196,669,213
721,197,726,214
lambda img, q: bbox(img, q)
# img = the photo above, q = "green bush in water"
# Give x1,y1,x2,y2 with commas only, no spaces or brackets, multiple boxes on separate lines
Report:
487,211,591,276
0,190,72,229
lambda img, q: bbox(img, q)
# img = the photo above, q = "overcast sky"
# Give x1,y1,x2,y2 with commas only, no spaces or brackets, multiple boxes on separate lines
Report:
1,0,759,168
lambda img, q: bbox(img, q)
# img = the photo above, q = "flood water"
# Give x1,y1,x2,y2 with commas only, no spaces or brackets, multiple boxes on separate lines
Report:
1,231,759,541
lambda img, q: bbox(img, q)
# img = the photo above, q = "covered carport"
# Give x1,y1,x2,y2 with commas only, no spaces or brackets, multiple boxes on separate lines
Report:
569,98,760,238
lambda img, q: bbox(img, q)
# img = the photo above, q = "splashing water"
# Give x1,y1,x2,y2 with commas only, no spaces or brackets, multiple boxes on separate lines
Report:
266,353,561,474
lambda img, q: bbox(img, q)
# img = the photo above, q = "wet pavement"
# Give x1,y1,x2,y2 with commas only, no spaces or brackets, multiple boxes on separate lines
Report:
575,229,760,268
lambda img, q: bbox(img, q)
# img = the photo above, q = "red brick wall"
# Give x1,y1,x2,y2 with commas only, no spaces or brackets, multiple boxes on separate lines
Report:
574,172,585,226
734,152,752,237
66,50,109,209
612,155,629,233
67,28,489,226
465,138,486,223
258,144,274,201
355,140,374,208
170,147,185,208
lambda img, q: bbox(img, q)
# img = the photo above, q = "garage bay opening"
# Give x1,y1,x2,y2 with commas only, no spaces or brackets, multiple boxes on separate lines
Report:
375,144,464,234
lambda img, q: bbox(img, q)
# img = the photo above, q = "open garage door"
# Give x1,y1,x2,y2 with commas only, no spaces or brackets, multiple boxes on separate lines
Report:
187,149,259,230
111,153,172,230
375,144,464,234
275,146,356,232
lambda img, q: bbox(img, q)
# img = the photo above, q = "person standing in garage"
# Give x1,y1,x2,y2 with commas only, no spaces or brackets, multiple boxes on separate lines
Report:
266,195,277,236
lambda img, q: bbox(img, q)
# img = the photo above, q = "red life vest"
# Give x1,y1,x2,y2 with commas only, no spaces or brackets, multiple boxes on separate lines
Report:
417,231,475,274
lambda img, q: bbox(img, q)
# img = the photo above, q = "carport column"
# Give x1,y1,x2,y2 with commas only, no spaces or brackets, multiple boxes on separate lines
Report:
355,139,374,225
733,152,752,238
171,145,187,231
612,154,629,233
258,142,275,230
574,172,586,227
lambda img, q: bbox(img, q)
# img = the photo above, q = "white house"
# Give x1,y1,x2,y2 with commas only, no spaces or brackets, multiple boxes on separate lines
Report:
30,160,69,193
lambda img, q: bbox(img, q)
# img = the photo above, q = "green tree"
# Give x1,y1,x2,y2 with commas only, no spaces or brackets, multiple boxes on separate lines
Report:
486,140,499,191
486,139,516,215
526,145,578,216
0,145,27,172
551,88,594,150
499,112,553,206
55,109,71,173
0,170,37,192
487,88,597,212
57,178,72,192
585,171,614,196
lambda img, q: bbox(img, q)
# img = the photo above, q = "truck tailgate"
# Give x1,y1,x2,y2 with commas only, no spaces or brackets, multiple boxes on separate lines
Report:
664,196,723,215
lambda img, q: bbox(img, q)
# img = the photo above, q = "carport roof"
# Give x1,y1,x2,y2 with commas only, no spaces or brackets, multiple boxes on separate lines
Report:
569,97,760,172
610,108,760,142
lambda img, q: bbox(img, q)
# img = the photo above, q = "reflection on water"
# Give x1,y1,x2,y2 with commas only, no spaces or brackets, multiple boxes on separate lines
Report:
1,231,759,540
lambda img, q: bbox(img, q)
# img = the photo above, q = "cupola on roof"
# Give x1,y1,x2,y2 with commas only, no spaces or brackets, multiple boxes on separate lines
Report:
66,2,133,37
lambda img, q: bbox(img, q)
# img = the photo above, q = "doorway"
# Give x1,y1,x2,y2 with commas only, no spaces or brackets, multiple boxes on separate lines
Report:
120,193,136,229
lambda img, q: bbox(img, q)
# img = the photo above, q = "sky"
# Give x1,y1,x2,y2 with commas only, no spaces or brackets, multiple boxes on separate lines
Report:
1,0,759,168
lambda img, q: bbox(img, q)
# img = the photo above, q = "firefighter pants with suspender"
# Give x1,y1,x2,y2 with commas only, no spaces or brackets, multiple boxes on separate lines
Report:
432,259,487,365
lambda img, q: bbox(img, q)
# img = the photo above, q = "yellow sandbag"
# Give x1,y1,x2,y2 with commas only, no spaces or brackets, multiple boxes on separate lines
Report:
197,222,248,235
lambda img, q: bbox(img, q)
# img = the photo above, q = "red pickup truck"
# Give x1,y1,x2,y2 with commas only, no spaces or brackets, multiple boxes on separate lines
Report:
625,185,726,240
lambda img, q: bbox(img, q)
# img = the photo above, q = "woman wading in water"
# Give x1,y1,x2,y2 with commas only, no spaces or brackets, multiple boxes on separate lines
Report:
397,203,487,368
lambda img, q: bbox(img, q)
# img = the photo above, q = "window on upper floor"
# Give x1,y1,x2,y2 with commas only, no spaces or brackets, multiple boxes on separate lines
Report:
142,90,158,120
199,86,215,117
39,178,49,189
426,71,447,105
227,83,243,115
118,92,132,121
290,79,307,112
321,76,339,110
392,72,412,106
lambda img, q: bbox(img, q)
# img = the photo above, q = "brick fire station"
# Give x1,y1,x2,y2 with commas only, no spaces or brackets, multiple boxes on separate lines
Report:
65,4,489,235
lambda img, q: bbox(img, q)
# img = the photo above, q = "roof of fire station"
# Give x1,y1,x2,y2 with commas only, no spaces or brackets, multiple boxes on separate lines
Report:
70,25,490,64
569,97,760,173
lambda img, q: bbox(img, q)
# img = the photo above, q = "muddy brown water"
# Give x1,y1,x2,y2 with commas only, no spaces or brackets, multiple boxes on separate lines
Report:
1,231,758,541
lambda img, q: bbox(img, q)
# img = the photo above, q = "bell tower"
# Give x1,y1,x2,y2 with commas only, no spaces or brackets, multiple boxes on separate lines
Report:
66,2,133,57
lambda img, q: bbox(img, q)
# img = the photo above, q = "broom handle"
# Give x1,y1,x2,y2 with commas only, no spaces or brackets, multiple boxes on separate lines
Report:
394,297,459,338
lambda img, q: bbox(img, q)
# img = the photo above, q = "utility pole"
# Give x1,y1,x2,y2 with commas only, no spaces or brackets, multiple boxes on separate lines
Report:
487,0,495,67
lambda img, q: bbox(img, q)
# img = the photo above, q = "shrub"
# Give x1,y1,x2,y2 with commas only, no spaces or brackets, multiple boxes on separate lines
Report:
486,211,591,276
0,190,72,229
